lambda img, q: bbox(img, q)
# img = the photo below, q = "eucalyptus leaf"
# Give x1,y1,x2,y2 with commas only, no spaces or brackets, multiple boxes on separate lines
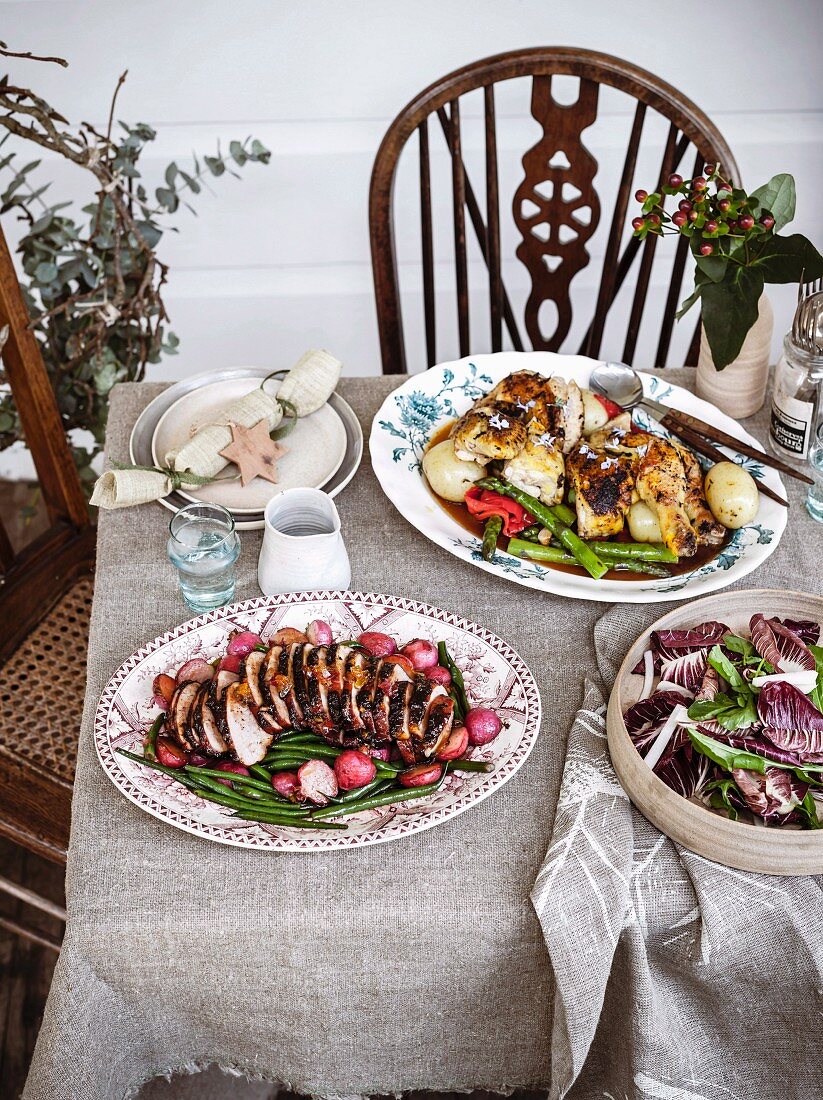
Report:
699,266,764,369
751,233,823,284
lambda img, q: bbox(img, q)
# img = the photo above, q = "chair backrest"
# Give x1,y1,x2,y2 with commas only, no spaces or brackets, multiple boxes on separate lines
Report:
0,219,94,663
369,47,739,374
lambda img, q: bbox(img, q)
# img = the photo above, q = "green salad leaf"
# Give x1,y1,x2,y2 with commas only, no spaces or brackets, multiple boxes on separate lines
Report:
687,692,759,731
809,644,823,715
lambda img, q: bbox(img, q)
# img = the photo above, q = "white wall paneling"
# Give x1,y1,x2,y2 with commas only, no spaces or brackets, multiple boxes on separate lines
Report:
0,0,820,400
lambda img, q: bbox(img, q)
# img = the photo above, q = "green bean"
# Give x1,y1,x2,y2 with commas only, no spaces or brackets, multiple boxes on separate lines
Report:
507,539,574,564
477,478,607,580
311,769,448,820
182,766,279,795
144,714,164,762
118,748,197,783
589,541,677,563
450,758,494,773
229,810,346,830
189,772,275,803
437,641,470,720
481,515,503,562
249,764,273,783
337,777,394,803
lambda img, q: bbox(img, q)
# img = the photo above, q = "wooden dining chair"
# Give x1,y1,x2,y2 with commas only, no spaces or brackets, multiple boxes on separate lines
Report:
0,219,96,950
369,47,739,374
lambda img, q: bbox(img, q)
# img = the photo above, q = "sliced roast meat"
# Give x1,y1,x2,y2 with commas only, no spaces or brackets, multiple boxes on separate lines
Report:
242,650,267,708
260,646,292,729
417,693,454,758
195,682,229,755
222,681,274,766
168,680,203,751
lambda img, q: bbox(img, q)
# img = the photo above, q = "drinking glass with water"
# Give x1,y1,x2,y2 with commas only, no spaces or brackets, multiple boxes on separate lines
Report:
807,418,823,524
167,503,241,612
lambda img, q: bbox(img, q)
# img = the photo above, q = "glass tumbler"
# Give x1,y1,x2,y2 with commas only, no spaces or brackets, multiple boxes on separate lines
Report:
167,503,241,612
807,417,823,524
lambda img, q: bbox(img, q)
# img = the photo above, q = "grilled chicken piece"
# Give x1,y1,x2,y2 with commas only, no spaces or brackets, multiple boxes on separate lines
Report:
635,438,697,558
566,443,635,539
480,372,584,453
503,436,565,505
452,404,528,462
223,680,274,765
671,441,725,546
543,377,584,454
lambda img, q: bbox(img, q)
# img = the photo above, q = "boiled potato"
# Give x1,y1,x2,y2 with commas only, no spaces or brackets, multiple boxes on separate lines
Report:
627,501,663,543
422,438,486,502
582,389,609,433
704,461,759,529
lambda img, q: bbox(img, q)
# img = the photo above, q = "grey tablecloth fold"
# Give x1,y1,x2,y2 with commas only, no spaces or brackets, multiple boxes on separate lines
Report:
533,605,823,1100
23,372,822,1100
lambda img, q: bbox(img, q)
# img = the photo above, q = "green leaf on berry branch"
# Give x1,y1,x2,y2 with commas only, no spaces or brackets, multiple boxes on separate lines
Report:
750,233,823,284
749,173,796,233
700,266,764,369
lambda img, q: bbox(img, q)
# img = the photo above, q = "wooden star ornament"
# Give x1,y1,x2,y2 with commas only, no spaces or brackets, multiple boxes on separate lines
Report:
219,418,289,486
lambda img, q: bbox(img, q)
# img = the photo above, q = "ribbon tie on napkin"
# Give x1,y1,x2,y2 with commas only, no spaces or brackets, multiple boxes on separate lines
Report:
532,603,823,1100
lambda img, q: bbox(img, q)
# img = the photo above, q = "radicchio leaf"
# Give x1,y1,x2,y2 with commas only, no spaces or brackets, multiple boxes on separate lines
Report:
624,690,685,739
779,618,821,646
631,620,730,675
731,766,808,823
758,681,823,759
705,729,807,768
750,614,816,674
658,648,709,692
695,666,720,702
655,742,712,799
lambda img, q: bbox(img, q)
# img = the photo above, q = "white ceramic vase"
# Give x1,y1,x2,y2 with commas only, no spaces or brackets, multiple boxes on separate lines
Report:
258,488,351,596
695,292,774,418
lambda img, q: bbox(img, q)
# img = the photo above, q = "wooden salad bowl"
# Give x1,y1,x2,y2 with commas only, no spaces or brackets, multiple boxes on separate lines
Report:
607,589,823,876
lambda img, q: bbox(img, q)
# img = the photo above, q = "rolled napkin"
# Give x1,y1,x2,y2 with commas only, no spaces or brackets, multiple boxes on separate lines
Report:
165,387,283,479
90,468,174,509
276,349,342,416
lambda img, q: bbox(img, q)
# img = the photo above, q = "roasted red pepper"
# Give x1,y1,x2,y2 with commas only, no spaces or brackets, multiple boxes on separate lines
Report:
464,487,535,536
593,393,624,420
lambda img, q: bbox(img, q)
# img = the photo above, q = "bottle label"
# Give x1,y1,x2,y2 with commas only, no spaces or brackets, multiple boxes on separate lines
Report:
769,395,813,458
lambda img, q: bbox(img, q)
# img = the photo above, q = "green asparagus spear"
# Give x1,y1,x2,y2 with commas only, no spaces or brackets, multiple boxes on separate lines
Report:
481,514,503,562
589,541,677,563
507,539,575,564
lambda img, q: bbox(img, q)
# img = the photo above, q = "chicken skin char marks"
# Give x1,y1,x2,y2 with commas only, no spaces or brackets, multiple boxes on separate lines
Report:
579,427,725,556
165,642,455,768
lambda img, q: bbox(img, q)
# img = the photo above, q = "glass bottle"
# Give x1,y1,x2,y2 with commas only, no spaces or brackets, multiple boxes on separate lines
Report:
768,334,821,463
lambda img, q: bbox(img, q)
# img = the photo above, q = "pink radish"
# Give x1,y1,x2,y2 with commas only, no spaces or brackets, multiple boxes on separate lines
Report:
153,673,177,703
368,747,391,762
214,760,251,788
227,631,264,657
465,708,502,745
334,750,377,791
188,752,210,767
156,737,187,768
399,762,442,788
436,725,469,761
307,619,333,646
400,639,438,670
152,694,169,712
357,631,397,657
218,653,243,674
271,770,302,801
177,658,213,683
297,759,339,805
427,664,452,687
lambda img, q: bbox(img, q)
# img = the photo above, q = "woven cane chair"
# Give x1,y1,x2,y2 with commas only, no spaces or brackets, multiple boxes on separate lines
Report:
369,47,739,373
0,219,95,950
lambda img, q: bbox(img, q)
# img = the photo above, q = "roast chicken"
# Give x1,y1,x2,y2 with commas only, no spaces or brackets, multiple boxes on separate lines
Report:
166,642,455,768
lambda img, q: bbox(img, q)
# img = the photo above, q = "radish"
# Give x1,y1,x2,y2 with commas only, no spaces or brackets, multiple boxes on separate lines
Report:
400,639,439,670
368,747,391,762
227,631,264,657
427,664,452,688
271,770,302,801
307,619,333,646
298,760,339,805
269,627,309,646
152,694,169,712
188,752,210,767
399,762,442,788
153,673,177,703
358,631,397,657
436,724,469,761
465,708,502,745
334,749,377,791
215,760,251,787
176,658,213,684
156,737,187,768
218,653,243,674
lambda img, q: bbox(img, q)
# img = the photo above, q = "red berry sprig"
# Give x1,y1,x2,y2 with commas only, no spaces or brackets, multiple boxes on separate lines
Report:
630,163,777,259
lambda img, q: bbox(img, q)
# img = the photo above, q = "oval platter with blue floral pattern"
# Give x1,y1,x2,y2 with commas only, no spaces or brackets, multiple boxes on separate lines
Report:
369,351,786,604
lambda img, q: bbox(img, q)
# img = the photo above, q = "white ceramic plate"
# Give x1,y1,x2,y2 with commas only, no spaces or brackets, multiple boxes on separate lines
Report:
129,367,363,530
369,351,787,604
152,378,348,513
606,589,823,875
95,591,542,852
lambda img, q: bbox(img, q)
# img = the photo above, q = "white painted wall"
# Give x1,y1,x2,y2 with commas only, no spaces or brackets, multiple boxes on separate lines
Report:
2,0,821,393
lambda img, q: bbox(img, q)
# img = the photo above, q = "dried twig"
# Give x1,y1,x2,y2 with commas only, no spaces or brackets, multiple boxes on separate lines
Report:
0,41,68,67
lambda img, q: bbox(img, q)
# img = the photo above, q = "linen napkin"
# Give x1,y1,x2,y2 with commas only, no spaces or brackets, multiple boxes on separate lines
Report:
532,603,823,1100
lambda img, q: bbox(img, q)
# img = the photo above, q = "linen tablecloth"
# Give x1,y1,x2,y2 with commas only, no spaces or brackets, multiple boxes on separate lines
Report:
23,372,822,1100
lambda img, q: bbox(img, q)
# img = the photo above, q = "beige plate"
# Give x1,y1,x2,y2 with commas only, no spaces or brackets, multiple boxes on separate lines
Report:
151,378,348,513
607,588,823,876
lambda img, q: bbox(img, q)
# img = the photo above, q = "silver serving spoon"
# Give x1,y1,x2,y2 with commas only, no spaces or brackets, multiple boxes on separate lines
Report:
588,361,646,413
